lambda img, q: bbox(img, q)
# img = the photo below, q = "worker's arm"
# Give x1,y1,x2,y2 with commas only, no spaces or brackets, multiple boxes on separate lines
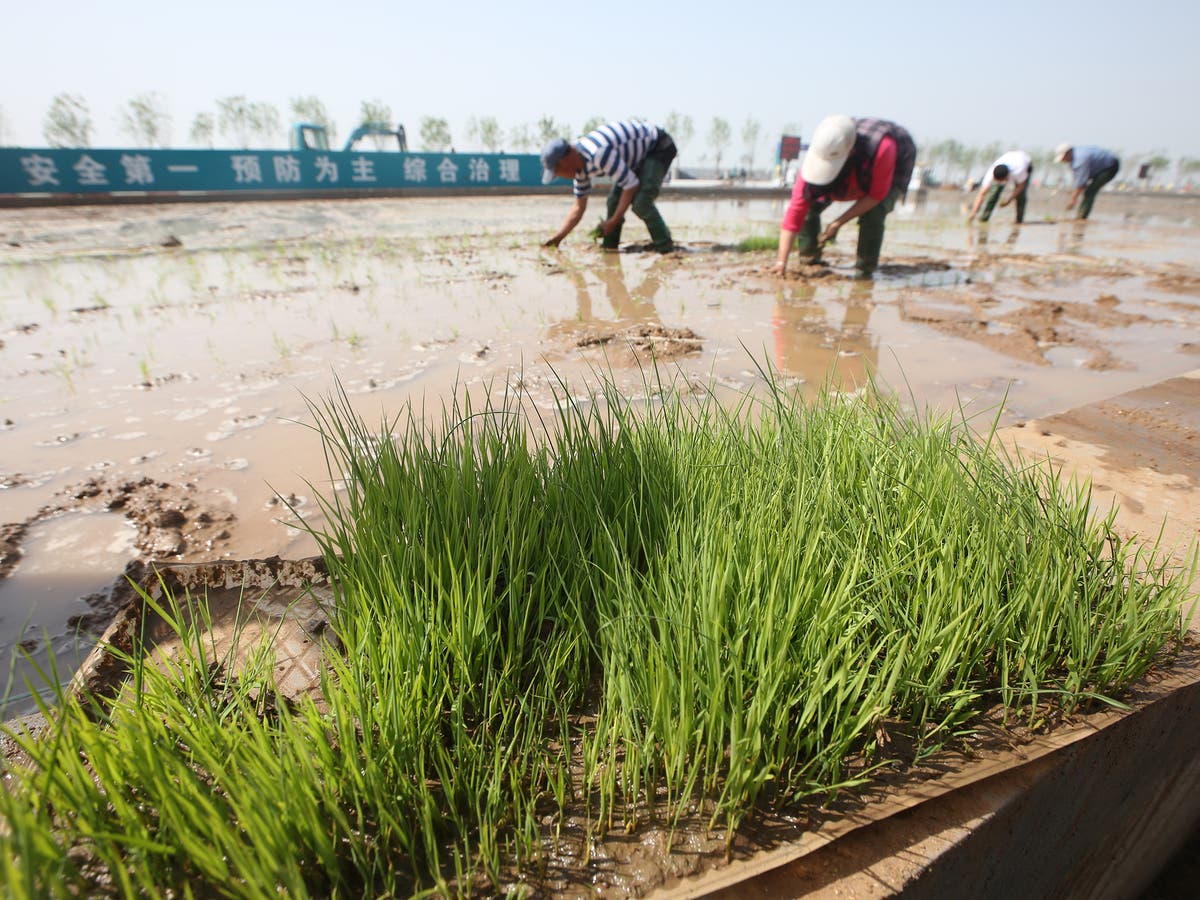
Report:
769,228,798,275
820,195,882,244
967,185,988,220
1065,185,1085,211
769,176,812,275
1000,177,1027,207
544,196,588,247
602,185,638,237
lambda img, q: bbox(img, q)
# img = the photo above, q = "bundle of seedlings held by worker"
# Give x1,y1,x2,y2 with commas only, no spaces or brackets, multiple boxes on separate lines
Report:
2,364,1192,898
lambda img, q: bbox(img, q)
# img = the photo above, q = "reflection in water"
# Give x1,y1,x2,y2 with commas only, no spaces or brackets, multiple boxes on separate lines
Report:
967,222,1022,252
772,279,880,390
0,511,136,718
1058,220,1088,255
552,254,665,336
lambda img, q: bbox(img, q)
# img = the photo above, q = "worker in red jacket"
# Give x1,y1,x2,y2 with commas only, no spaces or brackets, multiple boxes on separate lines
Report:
770,115,916,278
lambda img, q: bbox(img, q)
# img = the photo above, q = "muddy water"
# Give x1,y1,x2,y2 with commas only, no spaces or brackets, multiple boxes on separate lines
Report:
2,189,1199,712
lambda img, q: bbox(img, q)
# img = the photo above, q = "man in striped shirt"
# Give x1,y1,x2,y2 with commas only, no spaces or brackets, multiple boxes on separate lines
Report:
541,119,676,252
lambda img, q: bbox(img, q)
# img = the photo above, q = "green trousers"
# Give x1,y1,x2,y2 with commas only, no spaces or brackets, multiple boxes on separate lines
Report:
795,186,902,277
979,182,1027,223
603,153,674,252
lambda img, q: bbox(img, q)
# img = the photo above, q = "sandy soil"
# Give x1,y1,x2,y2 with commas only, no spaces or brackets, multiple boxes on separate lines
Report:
2,188,1199,706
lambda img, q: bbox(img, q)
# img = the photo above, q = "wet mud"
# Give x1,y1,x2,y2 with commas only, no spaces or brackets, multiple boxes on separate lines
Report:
2,189,1200,711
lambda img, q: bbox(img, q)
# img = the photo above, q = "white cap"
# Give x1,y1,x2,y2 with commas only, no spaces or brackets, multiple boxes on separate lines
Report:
1054,143,1072,163
801,115,856,186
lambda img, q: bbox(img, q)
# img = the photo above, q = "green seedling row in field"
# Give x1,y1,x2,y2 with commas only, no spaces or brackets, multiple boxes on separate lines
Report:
1,363,1192,898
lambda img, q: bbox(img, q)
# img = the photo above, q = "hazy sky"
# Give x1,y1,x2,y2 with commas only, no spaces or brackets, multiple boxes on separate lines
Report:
3,0,1196,163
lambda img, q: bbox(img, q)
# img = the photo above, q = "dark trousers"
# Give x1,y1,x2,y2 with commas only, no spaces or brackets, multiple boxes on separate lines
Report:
604,132,676,251
795,185,902,277
1079,162,1119,219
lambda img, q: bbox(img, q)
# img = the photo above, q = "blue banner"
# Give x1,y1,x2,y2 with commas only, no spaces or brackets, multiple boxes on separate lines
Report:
0,147,546,196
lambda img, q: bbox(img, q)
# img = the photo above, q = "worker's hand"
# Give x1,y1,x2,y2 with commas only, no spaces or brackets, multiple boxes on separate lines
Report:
966,212,976,223
600,216,622,236
768,261,787,276
1000,197,1012,207
819,220,842,245
543,236,562,248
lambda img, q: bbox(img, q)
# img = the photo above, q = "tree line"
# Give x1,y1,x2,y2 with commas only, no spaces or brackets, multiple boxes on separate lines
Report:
0,94,772,173
4,94,1200,188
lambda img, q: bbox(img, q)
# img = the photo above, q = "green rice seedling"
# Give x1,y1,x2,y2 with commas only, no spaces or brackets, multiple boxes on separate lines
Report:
735,235,778,252
2,360,1192,897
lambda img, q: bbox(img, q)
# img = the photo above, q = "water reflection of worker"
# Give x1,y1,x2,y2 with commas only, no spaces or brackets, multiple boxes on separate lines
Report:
551,254,664,337
770,115,916,279
1056,143,1120,219
594,253,663,323
967,151,1033,224
771,279,879,389
968,221,1021,251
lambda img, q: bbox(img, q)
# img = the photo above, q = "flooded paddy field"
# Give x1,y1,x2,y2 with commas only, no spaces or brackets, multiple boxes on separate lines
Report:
2,188,1200,711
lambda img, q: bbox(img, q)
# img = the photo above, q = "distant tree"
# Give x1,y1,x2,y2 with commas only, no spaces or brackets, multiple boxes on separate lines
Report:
665,112,694,149
1177,156,1200,186
707,117,731,176
43,93,93,148
959,145,981,186
665,111,695,174
580,116,606,136
1028,147,1057,185
358,100,394,149
359,100,392,127
248,101,281,148
217,95,253,147
189,112,215,148
977,141,1005,182
930,138,968,185
536,116,567,144
418,117,452,152
0,106,10,146
118,92,172,147
740,117,761,173
290,95,336,146
359,100,392,128
466,116,503,152
508,123,535,153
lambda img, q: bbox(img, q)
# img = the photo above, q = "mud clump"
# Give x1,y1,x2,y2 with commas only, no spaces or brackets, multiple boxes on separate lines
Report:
2,476,238,581
576,323,703,361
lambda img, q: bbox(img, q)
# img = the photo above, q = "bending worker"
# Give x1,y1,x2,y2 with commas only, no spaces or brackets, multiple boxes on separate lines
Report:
771,114,916,278
1056,143,1120,220
541,119,676,253
967,149,1033,224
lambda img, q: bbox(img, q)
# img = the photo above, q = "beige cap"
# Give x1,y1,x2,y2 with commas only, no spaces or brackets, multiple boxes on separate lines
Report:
802,115,856,186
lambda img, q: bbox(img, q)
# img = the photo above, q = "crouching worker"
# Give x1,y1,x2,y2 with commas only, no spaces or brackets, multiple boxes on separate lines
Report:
541,119,676,253
770,114,916,278
968,149,1033,224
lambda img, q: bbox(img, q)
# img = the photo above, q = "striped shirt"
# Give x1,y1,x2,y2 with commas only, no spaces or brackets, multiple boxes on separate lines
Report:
572,120,660,198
